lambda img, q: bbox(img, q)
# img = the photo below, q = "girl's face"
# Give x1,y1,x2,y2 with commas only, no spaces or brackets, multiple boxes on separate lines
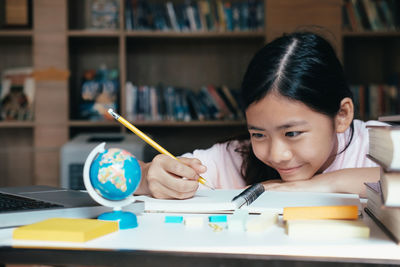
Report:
245,92,338,182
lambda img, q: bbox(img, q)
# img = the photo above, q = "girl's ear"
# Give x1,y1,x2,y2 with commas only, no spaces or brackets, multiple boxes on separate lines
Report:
335,97,354,133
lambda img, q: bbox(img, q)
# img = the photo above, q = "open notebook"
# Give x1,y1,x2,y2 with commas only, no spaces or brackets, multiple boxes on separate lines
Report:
135,189,361,214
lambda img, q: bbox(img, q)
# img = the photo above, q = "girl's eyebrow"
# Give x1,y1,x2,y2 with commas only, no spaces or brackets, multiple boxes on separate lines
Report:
248,121,308,131
277,120,308,130
247,125,265,131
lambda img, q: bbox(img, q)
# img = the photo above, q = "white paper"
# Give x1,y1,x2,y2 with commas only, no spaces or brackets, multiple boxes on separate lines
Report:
135,190,361,214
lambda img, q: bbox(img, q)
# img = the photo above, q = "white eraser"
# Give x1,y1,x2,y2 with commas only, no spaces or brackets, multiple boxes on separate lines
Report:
246,212,278,232
227,209,249,231
184,217,204,227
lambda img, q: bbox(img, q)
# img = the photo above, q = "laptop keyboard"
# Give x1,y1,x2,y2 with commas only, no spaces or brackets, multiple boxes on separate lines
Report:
0,192,63,212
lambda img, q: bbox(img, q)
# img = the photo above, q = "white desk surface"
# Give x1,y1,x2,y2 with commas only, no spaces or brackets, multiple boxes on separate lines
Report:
1,207,400,264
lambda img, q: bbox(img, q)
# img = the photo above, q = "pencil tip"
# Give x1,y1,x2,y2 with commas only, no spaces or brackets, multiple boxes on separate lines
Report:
204,182,215,190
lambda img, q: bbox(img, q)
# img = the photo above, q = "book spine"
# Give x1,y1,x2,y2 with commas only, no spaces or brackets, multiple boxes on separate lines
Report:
149,86,158,121
207,85,233,120
199,86,222,119
223,2,233,31
164,86,175,121
125,81,136,121
216,0,226,32
166,2,180,32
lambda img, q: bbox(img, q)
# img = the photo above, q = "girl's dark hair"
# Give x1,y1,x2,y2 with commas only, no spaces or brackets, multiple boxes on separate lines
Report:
237,31,354,185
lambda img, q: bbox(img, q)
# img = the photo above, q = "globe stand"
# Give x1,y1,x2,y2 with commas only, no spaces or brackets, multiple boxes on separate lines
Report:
83,142,140,230
98,210,138,230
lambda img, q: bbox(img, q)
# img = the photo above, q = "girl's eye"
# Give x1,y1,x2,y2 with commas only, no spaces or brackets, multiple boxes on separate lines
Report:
285,131,301,137
251,133,265,139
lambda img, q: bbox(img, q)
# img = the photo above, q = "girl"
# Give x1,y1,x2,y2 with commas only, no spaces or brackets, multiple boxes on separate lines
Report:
135,32,384,199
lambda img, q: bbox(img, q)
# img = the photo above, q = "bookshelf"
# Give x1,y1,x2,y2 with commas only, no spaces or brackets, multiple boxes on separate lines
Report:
0,3,33,186
3,0,399,188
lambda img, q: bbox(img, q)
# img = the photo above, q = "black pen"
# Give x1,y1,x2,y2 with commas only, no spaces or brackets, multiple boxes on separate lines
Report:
231,183,265,208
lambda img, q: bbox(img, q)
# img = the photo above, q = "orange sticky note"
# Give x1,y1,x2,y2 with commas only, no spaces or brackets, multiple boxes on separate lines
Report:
283,205,358,221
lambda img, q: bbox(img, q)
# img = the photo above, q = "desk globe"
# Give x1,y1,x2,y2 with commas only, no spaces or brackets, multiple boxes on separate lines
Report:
83,142,141,229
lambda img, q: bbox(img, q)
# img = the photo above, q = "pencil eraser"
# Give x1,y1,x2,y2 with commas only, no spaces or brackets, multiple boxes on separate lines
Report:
227,209,248,231
209,215,227,223
165,216,183,223
246,212,278,232
184,217,204,227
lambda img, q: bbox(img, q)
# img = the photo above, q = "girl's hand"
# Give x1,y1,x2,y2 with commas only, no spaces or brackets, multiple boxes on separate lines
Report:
139,154,207,199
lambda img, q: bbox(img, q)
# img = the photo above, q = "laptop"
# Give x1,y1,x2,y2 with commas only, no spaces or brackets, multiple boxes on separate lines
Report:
0,185,144,228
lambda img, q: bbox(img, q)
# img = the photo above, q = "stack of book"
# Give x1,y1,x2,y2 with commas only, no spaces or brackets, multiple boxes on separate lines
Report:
125,83,244,122
342,0,400,32
125,0,264,32
365,123,400,244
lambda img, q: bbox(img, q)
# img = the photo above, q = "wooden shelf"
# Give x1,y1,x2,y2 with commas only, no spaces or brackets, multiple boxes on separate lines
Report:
68,120,118,127
67,30,265,39
0,121,35,128
69,120,246,127
128,120,246,127
124,31,265,39
68,30,120,37
0,30,33,37
342,30,400,37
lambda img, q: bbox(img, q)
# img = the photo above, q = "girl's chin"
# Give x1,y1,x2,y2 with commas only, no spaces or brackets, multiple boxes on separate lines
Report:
280,174,312,182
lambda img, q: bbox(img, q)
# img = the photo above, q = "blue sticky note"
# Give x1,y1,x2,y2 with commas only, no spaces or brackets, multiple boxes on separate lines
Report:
209,215,227,223
165,216,183,223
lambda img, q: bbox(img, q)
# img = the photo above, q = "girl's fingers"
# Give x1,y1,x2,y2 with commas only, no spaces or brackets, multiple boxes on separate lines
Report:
147,154,200,199
178,157,207,174
148,176,198,199
159,156,205,181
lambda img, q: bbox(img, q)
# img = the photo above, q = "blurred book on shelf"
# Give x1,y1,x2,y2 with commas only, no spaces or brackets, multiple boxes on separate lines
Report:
1,0,30,28
350,82,399,120
79,64,119,121
85,0,119,30
124,0,264,32
124,82,243,122
0,67,34,121
342,0,400,32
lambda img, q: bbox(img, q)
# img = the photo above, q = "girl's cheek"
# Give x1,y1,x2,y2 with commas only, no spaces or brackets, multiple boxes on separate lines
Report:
252,143,269,163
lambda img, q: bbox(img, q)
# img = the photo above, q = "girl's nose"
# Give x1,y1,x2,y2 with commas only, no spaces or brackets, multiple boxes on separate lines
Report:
269,140,293,164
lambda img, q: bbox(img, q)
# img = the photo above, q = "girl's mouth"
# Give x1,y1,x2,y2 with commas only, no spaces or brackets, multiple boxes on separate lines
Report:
276,165,302,174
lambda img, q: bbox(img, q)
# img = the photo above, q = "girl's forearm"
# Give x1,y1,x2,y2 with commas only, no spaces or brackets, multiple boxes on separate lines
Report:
263,167,380,197
313,167,380,197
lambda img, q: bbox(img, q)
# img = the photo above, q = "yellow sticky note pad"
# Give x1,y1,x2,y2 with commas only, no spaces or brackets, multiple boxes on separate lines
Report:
283,205,358,221
13,218,118,242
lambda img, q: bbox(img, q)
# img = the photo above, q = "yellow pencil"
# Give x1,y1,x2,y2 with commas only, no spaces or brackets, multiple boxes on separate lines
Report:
108,109,215,190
